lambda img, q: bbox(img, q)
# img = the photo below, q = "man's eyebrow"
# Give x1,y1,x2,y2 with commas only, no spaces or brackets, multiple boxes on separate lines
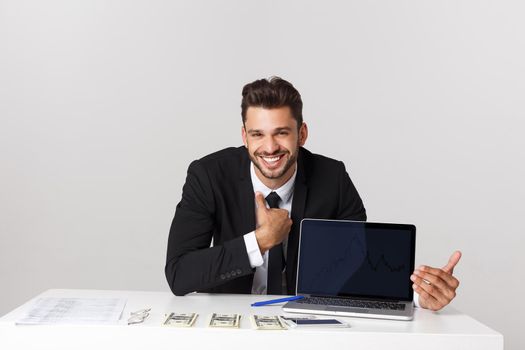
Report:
246,126,293,134
274,127,293,132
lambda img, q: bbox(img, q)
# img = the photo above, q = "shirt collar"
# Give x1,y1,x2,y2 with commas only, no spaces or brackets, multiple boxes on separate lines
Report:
250,162,296,203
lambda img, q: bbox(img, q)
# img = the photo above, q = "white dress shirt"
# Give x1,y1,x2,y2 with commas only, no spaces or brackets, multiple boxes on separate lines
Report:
243,162,296,294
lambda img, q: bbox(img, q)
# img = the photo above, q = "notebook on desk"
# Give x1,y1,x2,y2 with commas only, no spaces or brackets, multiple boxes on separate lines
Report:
283,219,416,321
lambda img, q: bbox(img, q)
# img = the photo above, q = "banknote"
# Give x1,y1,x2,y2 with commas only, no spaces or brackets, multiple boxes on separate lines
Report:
163,312,198,327
208,313,241,328
250,315,287,330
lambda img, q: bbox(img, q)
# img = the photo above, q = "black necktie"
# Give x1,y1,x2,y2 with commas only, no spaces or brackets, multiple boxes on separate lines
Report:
266,192,286,295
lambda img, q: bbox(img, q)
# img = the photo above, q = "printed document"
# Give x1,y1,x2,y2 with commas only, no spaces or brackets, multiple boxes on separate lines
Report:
16,297,126,325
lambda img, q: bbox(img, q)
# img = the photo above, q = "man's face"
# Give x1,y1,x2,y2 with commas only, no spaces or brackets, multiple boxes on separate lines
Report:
242,106,308,188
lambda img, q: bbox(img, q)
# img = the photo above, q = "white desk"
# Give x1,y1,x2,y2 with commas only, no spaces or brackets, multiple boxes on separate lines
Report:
0,289,503,350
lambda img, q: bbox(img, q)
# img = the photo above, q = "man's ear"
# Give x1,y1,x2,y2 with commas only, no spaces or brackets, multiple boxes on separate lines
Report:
241,125,247,147
299,122,308,147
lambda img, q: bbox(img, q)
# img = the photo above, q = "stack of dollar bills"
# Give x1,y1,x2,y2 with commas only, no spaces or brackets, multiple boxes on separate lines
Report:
161,312,290,330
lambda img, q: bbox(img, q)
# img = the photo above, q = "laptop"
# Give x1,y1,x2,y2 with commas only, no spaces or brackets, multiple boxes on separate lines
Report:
283,219,416,321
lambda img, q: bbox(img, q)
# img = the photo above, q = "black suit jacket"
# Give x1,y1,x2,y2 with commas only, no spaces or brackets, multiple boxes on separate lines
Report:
165,146,366,296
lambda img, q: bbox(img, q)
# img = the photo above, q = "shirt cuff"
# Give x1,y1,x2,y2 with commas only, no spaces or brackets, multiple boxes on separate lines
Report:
414,292,420,308
243,231,264,268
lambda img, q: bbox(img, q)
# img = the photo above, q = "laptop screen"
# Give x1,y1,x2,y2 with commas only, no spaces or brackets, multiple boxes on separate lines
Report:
297,219,416,301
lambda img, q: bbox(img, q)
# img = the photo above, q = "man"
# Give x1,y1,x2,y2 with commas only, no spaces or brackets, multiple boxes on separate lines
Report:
165,77,461,311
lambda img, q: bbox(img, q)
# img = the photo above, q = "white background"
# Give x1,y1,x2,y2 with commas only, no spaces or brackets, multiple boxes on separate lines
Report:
1,1,523,348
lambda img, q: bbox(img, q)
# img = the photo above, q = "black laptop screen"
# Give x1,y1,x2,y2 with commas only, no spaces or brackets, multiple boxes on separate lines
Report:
297,220,416,301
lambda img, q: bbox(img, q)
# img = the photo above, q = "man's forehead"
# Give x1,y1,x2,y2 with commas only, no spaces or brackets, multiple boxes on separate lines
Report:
244,106,297,127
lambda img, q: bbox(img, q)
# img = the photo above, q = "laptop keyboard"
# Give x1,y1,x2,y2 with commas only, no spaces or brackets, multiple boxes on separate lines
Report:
297,296,406,311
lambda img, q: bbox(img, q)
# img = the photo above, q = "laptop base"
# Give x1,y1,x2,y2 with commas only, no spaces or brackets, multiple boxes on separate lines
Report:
283,300,414,321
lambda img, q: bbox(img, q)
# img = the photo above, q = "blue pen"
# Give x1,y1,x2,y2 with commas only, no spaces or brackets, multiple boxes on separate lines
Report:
251,295,304,307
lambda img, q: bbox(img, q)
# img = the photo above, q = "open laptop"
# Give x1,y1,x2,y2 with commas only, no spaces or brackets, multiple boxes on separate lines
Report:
283,219,416,321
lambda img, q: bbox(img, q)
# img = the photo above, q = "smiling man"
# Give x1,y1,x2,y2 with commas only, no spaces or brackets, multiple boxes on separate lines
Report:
165,77,460,311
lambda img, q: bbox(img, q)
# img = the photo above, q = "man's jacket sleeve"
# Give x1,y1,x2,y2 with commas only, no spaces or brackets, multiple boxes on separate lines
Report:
165,160,252,296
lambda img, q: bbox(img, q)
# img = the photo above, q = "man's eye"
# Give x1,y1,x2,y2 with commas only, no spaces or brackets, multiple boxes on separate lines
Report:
278,131,289,136
251,133,262,138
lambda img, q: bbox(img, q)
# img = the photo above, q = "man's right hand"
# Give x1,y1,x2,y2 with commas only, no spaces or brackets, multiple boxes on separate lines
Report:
254,191,292,254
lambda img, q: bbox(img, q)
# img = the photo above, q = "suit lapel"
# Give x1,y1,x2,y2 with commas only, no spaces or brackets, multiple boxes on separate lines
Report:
238,148,256,233
287,148,308,293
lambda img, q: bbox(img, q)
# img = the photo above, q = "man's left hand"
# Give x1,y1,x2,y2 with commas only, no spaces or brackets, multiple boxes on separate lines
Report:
411,251,462,311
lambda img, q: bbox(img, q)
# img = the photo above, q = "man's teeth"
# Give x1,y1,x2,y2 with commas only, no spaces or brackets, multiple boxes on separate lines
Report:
263,156,281,163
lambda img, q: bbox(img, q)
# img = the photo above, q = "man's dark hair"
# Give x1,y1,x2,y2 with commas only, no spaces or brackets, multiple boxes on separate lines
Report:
241,76,303,127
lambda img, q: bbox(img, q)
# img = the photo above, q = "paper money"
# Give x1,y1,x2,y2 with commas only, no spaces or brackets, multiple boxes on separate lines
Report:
250,315,287,330
208,313,241,328
163,312,198,327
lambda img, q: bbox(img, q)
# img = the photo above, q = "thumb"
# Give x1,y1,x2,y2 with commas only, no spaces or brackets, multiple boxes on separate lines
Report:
442,250,462,274
255,192,268,212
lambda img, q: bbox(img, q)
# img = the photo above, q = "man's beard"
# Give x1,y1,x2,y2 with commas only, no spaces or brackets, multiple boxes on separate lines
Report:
249,146,299,180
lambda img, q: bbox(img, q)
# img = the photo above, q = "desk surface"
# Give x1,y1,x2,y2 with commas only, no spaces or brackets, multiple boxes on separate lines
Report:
0,289,503,350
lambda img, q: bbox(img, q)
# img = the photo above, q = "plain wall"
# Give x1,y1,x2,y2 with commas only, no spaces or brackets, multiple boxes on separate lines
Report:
1,0,523,348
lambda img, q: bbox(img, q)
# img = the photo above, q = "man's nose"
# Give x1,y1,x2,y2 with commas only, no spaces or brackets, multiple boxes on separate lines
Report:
261,136,280,154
